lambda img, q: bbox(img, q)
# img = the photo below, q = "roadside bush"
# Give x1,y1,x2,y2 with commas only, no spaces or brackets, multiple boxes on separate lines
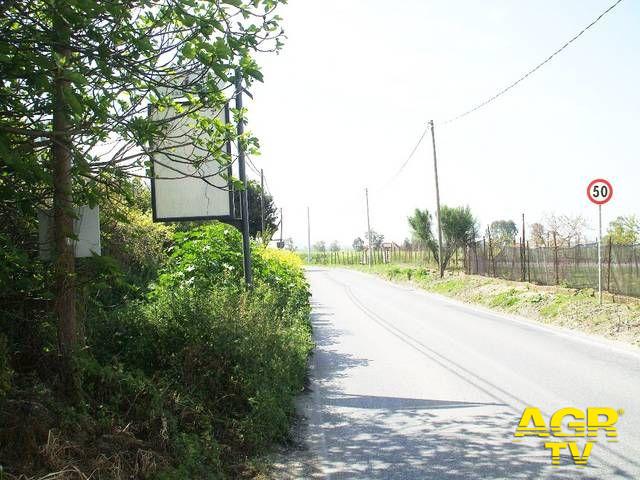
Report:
2,219,312,479
83,222,313,476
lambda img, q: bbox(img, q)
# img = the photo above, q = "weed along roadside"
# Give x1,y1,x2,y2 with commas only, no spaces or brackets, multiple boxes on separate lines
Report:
1,221,313,479
344,264,640,348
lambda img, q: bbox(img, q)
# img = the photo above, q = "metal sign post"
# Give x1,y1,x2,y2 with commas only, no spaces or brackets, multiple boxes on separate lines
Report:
587,178,613,305
235,71,253,287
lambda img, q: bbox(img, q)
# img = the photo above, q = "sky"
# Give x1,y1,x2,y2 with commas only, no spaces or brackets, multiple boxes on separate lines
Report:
245,0,639,249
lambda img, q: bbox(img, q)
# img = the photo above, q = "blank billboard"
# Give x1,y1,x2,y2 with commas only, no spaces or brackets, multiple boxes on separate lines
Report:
150,105,234,222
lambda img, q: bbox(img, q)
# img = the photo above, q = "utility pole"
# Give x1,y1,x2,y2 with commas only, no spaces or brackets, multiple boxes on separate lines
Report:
429,120,444,277
280,207,283,242
307,206,311,262
235,70,253,287
365,187,373,267
521,213,526,281
260,169,265,238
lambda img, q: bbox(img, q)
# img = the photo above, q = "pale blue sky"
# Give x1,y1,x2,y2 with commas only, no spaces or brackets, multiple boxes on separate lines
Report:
247,0,639,247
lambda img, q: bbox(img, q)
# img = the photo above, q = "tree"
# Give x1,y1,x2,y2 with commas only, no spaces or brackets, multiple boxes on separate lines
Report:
408,206,476,277
530,223,546,247
329,241,340,252
1,0,285,397
284,237,295,251
313,241,326,253
490,220,518,246
439,206,476,275
352,237,365,251
247,180,278,240
402,238,412,249
366,230,384,249
408,209,435,249
545,214,587,247
606,215,640,245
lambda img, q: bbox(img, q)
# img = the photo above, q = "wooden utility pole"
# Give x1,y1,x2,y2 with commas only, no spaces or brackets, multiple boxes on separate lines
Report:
429,120,444,277
365,188,373,267
52,1,80,400
235,70,253,287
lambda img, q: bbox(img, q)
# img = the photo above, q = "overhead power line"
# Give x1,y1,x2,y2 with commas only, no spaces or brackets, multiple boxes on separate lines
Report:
384,126,429,187
442,0,625,125
246,155,261,176
382,0,625,190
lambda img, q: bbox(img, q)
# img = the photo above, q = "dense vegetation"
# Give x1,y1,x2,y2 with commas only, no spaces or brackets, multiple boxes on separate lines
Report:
0,1,308,477
0,189,312,478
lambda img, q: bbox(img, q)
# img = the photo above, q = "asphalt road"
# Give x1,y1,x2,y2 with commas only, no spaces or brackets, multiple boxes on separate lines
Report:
275,267,640,480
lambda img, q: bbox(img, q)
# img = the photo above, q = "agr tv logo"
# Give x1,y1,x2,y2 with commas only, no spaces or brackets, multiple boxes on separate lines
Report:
514,407,623,467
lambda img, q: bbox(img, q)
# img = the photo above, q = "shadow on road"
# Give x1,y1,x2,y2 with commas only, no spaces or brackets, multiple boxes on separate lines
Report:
296,299,615,480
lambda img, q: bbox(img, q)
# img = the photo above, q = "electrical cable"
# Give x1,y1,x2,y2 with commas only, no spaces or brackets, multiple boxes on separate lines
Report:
441,0,624,125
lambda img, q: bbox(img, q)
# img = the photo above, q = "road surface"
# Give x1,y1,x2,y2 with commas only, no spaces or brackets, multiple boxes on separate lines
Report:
274,268,640,479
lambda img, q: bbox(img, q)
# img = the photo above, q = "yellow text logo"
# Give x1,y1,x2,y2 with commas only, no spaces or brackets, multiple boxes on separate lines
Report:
514,407,622,467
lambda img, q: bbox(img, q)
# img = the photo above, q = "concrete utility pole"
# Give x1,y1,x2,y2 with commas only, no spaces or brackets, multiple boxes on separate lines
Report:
307,206,311,263
429,120,444,277
365,187,373,267
235,70,253,287
260,168,265,237
280,207,283,242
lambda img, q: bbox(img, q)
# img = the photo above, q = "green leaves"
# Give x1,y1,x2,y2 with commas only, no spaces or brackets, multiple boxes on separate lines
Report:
63,86,84,115
181,42,197,59
67,71,87,86
0,0,287,247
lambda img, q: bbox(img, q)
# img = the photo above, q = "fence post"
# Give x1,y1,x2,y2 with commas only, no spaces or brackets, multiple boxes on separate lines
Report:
607,238,613,292
474,240,479,274
526,241,531,283
553,231,559,285
482,237,486,275
487,228,496,277
511,239,517,280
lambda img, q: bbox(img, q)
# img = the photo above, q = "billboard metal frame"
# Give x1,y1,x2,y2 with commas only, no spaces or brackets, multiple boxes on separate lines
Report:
149,103,239,224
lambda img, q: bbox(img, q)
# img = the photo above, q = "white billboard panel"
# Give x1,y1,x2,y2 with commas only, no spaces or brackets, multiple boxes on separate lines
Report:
150,105,234,222
38,205,101,260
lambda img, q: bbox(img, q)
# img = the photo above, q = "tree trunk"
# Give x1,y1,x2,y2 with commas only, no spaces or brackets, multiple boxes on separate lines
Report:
52,2,80,401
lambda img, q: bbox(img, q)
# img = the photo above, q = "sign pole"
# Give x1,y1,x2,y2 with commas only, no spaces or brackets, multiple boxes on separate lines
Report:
598,204,602,305
587,178,612,305
235,70,253,287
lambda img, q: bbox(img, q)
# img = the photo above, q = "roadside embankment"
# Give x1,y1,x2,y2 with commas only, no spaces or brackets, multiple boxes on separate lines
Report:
346,263,640,347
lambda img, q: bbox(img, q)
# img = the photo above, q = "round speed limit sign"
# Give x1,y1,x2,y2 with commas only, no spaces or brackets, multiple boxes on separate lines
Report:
587,178,613,205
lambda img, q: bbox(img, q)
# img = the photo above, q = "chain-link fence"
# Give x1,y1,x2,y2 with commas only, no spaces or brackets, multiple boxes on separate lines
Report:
467,240,640,298
304,240,640,298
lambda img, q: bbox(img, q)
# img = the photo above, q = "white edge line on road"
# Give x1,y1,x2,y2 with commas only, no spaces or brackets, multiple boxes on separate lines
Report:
324,267,640,362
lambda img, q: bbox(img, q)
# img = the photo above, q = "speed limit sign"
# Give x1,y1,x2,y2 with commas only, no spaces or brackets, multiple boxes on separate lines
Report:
587,178,613,306
587,178,613,205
